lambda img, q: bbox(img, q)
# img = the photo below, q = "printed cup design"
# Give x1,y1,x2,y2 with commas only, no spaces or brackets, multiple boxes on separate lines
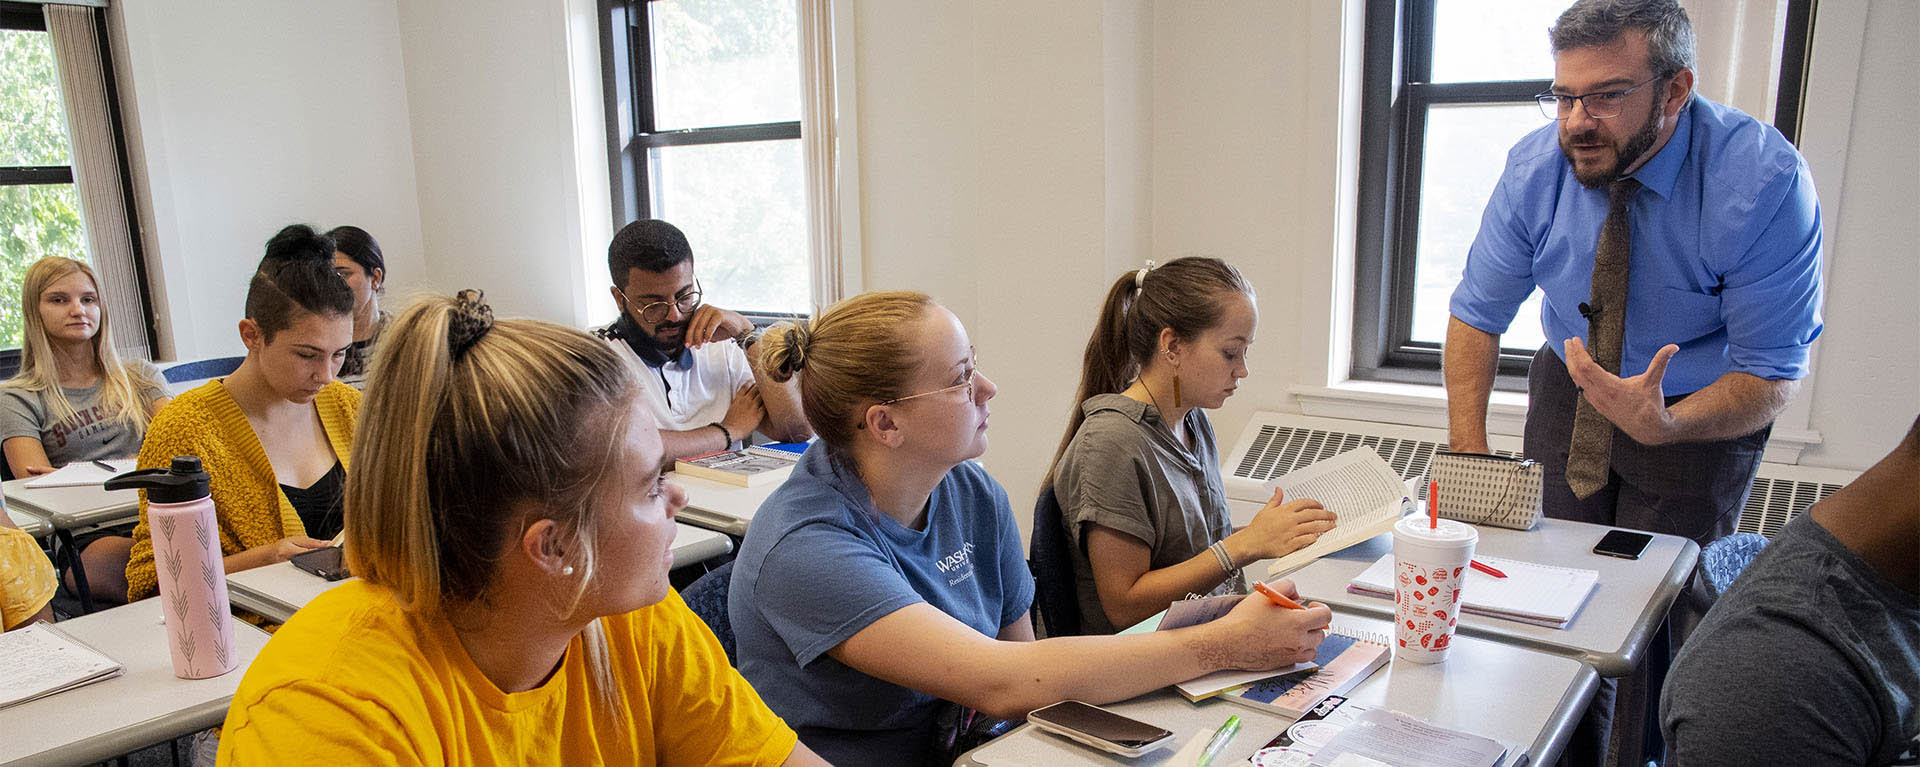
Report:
1393,557,1467,660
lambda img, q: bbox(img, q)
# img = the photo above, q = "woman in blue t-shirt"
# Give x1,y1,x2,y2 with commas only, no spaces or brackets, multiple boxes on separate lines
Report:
729,289,1333,766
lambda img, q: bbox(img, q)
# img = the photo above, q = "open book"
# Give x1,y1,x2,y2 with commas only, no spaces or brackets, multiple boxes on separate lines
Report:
1265,447,1414,578
0,623,124,709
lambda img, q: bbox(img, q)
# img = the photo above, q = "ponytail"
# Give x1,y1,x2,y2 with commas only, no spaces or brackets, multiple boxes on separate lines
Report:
1047,257,1254,486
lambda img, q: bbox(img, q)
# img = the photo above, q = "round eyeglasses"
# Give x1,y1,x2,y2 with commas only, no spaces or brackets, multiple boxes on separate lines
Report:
617,281,703,324
1535,74,1666,120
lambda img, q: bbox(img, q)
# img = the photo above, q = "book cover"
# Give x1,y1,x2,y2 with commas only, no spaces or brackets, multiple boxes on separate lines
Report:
1222,632,1389,717
674,449,797,487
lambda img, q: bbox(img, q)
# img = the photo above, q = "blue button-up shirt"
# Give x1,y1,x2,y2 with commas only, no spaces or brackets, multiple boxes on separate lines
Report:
1450,96,1824,395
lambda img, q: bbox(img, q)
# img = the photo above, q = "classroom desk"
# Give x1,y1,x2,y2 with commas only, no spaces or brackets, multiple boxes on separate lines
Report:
5,506,51,539
226,523,736,623
1,478,142,613
672,470,791,537
1276,517,1698,678
957,611,1597,767
0,479,140,532
0,598,272,767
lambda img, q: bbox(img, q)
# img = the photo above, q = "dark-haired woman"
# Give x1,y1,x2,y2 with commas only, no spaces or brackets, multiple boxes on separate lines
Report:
326,225,386,380
730,290,1329,765
217,291,825,765
1049,258,1337,633
125,225,359,601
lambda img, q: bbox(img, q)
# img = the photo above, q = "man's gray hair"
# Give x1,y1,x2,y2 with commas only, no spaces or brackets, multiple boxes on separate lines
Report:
1550,0,1696,76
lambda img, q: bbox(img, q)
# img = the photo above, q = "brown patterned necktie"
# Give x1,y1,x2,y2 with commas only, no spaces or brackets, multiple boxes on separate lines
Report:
1566,177,1641,499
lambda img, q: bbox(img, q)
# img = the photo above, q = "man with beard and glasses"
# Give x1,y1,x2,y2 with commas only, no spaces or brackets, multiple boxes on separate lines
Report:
596,219,812,462
1443,1,1822,765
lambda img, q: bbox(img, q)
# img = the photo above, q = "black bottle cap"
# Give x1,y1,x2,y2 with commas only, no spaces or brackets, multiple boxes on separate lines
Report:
103,456,211,504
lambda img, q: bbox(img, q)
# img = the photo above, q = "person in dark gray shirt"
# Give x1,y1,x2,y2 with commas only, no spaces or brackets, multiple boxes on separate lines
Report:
1661,416,1920,766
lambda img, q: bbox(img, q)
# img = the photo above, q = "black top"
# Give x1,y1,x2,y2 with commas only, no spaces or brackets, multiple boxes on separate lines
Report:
280,462,346,540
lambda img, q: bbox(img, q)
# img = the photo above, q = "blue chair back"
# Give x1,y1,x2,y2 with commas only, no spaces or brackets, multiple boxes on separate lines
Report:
162,356,245,384
682,560,738,665
1028,485,1082,637
1698,532,1769,598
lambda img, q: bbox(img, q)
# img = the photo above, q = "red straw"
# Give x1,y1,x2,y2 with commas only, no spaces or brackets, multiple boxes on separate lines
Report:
1428,479,1439,529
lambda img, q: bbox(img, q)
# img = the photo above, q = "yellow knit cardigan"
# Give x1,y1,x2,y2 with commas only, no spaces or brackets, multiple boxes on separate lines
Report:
125,379,360,601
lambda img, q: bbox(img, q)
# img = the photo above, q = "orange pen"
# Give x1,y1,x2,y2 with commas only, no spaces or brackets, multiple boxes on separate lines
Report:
1251,580,1306,610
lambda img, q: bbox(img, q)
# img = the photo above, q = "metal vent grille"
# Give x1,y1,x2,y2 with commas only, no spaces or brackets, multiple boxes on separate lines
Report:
1738,477,1842,538
1227,415,1845,540
1230,424,1519,487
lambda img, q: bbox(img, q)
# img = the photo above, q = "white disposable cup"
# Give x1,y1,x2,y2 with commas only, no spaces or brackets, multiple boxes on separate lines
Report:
1391,515,1477,664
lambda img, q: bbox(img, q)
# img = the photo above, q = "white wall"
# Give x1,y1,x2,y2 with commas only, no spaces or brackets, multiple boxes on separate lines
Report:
112,0,427,361
1792,0,1920,469
392,0,610,327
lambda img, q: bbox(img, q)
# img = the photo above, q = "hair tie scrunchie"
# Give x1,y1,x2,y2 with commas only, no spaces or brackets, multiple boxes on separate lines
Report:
783,325,809,372
1133,259,1157,292
447,289,495,360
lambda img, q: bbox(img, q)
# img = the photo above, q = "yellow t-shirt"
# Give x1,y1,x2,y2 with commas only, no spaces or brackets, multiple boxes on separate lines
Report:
0,526,55,630
216,580,799,766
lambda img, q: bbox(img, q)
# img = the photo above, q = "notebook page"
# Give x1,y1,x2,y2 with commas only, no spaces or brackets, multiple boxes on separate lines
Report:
0,624,123,708
1349,554,1599,626
21,458,136,489
1265,448,1412,577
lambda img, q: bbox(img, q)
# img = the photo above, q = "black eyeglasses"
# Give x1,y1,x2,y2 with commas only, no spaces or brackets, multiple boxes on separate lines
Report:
1536,75,1666,120
617,280,703,324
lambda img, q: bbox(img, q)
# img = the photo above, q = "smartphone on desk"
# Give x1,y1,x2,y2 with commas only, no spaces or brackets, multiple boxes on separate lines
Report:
290,546,352,581
1592,530,1653,560
1028,700,1175,757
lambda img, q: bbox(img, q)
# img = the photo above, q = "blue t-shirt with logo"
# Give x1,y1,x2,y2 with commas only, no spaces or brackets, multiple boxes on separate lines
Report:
729,445,1034,766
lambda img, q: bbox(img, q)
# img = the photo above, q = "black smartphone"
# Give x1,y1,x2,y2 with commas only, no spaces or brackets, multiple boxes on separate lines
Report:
1592,530,1653,560
290,546,353,581
1028,700,1175,757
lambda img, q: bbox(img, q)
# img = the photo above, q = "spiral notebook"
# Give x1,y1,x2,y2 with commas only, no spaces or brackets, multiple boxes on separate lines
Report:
1347,553,1599,629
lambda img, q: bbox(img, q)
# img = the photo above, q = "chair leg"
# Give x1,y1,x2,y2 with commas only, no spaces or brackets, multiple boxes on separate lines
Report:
56,530,97,614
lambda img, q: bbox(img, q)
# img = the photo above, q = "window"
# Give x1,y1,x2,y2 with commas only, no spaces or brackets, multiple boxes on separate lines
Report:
1,7,88,352
1,1,149,374
603,0,810,318
1349,0,1815,387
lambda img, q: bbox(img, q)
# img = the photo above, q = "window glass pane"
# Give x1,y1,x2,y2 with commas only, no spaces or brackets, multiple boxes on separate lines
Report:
649,0,801,130
1,29,73,167
1410,103,1549,352
0,184,90,348
648,139,808,315
1430,0,1562,83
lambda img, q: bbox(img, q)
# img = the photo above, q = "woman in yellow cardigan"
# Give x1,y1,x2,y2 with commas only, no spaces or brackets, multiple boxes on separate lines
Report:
126,225,360,601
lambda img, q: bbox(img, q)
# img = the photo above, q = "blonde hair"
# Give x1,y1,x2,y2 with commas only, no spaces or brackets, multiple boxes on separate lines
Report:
756,290,935,452
344,290,639,707
3,257,163,437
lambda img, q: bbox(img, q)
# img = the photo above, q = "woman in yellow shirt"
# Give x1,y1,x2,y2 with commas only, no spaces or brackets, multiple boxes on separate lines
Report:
0,511,55,630
126,225,359,601
217,290,826,766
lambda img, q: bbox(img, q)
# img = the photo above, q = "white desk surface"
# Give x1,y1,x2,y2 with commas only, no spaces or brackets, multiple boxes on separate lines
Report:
5,506,51,538
1276,517,1698,678
959,611,1597,767
0,598,272,767
0,478,140,531
671,469,790,536
225,561,355,625
227,523,735,624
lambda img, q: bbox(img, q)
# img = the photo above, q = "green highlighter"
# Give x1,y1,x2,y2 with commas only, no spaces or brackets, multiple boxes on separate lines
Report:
1195,714,1241,767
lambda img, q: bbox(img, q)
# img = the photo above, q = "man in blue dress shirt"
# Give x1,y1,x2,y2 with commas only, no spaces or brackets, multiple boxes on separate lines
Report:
1446,0,1822,544
1444,2,1823,764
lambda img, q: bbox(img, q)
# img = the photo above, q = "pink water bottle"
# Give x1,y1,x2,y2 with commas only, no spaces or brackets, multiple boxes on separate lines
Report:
106,457,238,679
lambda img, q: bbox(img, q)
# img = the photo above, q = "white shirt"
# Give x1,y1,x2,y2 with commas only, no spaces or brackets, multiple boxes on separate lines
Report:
604,331,756,448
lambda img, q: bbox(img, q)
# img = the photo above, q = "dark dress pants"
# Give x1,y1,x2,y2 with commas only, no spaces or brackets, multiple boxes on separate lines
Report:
1524,346,1769,767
